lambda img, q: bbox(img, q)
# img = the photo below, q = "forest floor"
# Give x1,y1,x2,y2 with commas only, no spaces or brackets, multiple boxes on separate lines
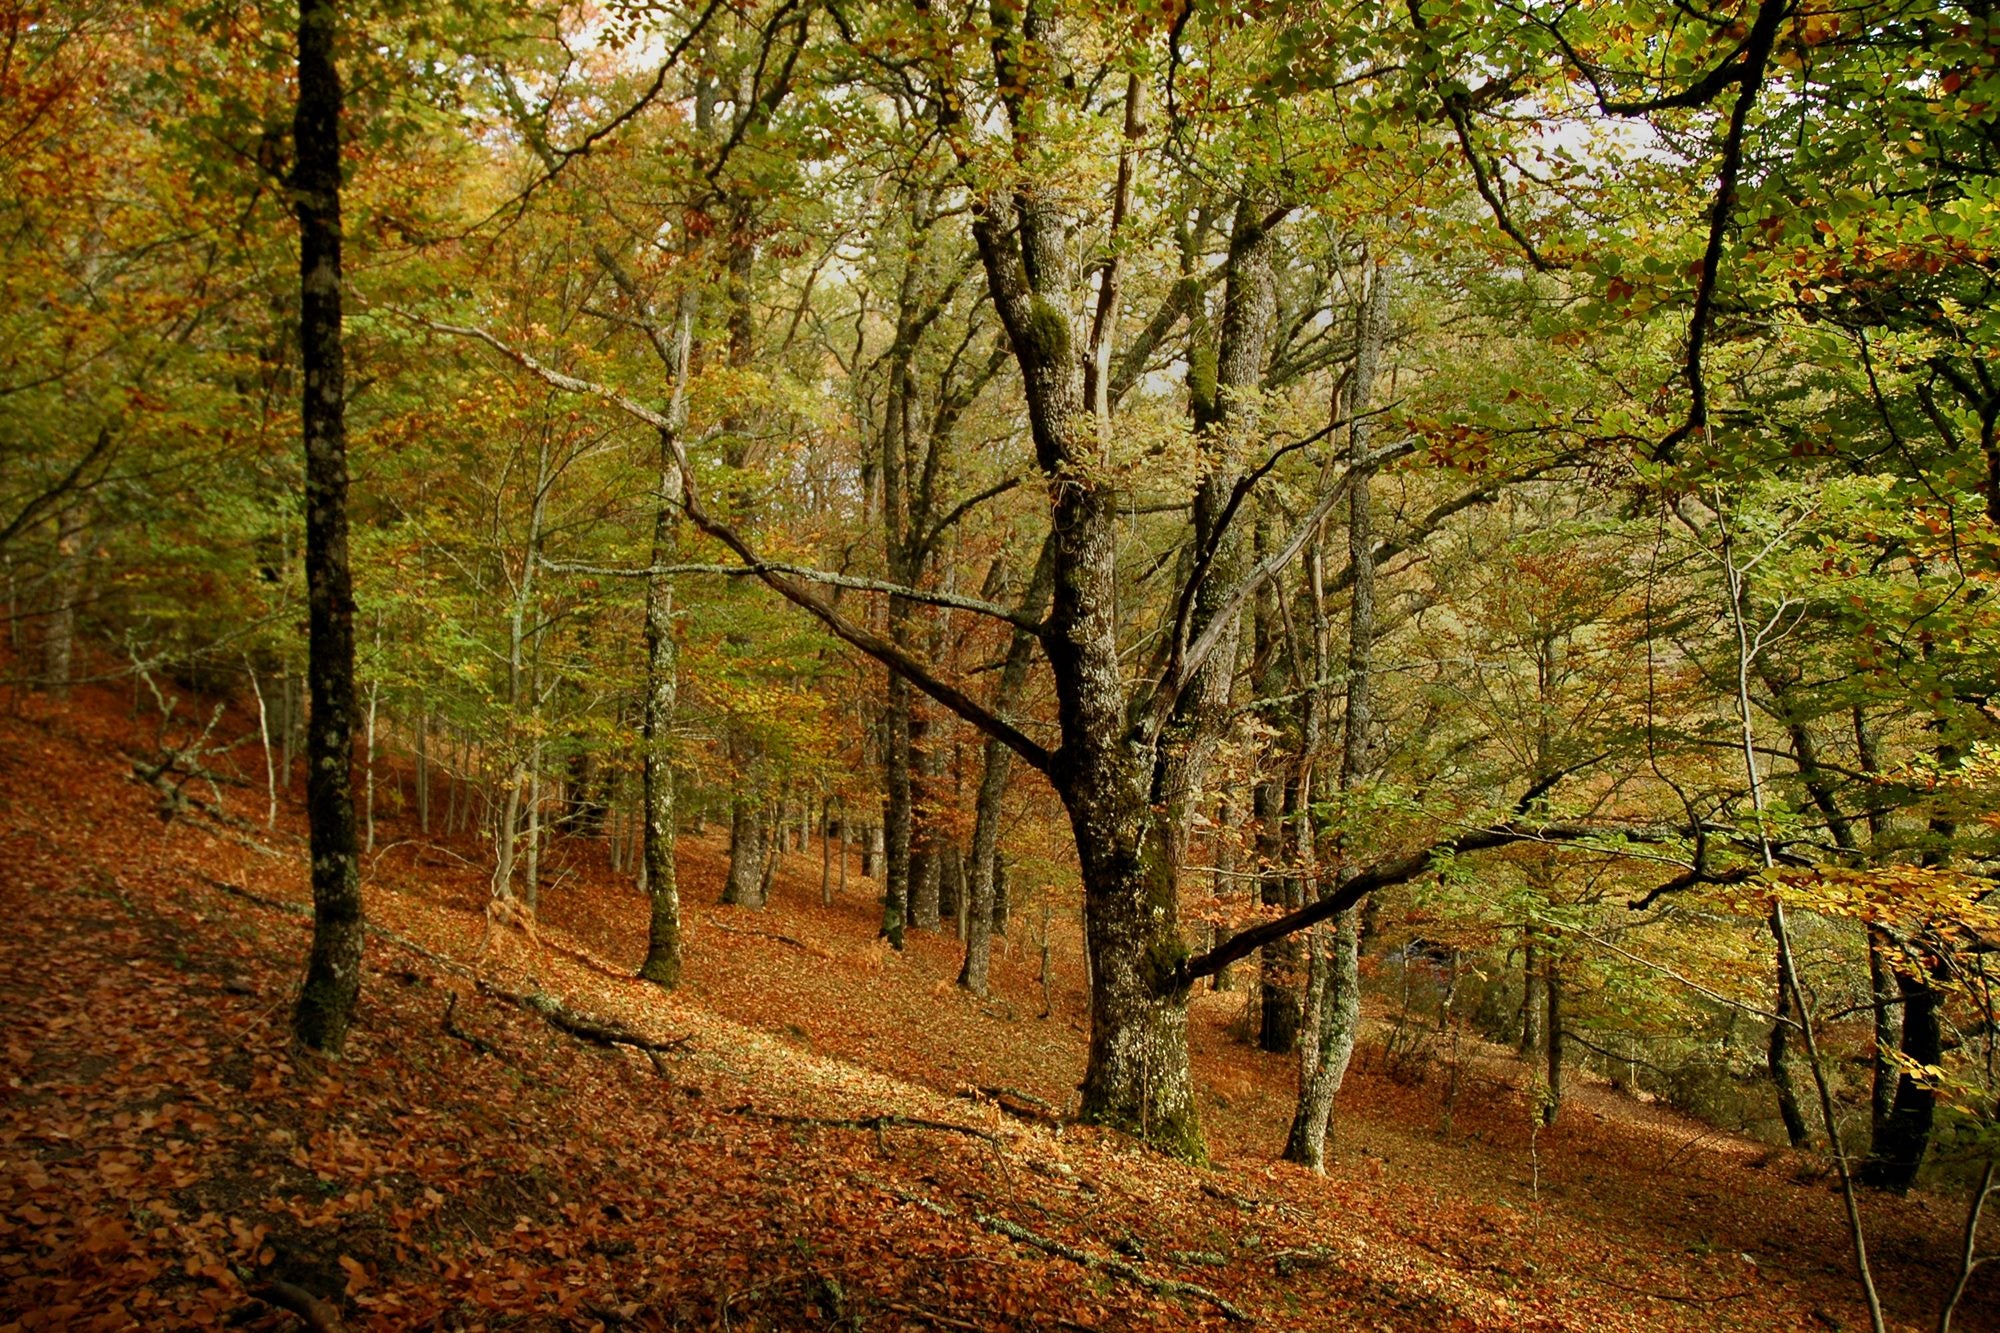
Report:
1,680,1993,1332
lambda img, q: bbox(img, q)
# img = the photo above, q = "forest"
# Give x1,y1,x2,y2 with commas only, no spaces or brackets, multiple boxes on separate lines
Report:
5,0,2000,1328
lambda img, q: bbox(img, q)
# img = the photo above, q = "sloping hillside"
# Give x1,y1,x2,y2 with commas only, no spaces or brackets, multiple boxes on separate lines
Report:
0,682,1985,1332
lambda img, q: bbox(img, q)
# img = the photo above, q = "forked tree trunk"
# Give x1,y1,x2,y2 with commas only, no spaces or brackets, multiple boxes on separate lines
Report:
289,0,364,1054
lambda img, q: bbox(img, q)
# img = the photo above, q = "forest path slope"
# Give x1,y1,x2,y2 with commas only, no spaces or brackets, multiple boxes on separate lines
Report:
0,683,1986,1331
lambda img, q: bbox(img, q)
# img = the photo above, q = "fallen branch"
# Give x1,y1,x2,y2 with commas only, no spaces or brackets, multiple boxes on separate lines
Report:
1582,1273,1753,1305
475,979,691,1074
199,876,470,976
959,1084,1063,1125
739,1108,1005,1146
442,992,503,1060
881,1301,986,1331
1268,1247,1342,1278
705,918,826,956
861,1175,1250,1322
248,1280,345,1332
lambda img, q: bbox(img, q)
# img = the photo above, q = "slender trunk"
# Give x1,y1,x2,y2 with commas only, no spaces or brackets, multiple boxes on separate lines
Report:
1285,259,1389,1170
1519,929,1544,1055
290,0,363,1054
639,289,694,985
493,767,523,900
961,536,1054,993
1768,911,1813,1148
941,842,966,935
363,677,378,854
523,747,542,910
415,701,430,834
820,795,833,905
1866,926,1898,1139
1212,793,1237,992
1863,958,1944,1191
882,675,912,944
1541,955,1563,1126
1721,509,1885,1331
1157,196,1272,905
42,503,84,694
248,659,278,829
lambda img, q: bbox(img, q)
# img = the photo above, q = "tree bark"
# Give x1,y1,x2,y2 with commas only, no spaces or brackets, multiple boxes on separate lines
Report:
960,536,1055,994
1767,908,1813,1148
1862,953,1943,1191
724,795,768,907
1542,954,1564,1126
1285,259,1389,1170
881,675,912,944
1518,928,1543,1056
289,0,363,1055
638,435,685,985
41,502,84,694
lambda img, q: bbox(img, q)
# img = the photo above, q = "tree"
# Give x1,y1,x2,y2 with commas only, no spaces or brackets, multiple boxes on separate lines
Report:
290,0,364,1054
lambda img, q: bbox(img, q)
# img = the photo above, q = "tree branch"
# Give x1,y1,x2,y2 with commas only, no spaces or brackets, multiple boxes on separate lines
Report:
409,310,1056,774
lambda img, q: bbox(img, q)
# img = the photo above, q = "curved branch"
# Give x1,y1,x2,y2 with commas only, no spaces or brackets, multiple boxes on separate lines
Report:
541,558,1043,631
409,310,1056,775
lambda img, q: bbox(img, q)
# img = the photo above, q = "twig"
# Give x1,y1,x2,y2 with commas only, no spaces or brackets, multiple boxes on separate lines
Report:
248,1280,345,1332
959,1084,1064,1125
442,992,502,1059
881,1301,986,1331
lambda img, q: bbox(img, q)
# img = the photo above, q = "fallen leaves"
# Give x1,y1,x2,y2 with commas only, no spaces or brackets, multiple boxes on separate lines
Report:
0,681,1989,1332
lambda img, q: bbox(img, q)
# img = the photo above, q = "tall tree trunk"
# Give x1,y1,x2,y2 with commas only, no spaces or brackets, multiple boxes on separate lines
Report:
289,0,363,1054
523,746,542,910
415,701,430,834
637,520,681,981
881,675,912,944
862,821,882,878
1157,196,1273,900
638,288,694,986
960,541,1054,993
1863,954,1944,1191
1542,954,1564,1125
820,794,834,905
1285,259,1389,1170
363,677,379,853
724,796,768,907
1865,925,1897,1142
908,704,942,930
42,503,84,694
1518,928,1544,1055
1212,792,1238,992
1766,908,1813,1147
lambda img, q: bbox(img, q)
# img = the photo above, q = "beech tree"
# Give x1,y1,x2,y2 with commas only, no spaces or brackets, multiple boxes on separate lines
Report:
290,0,364,1053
